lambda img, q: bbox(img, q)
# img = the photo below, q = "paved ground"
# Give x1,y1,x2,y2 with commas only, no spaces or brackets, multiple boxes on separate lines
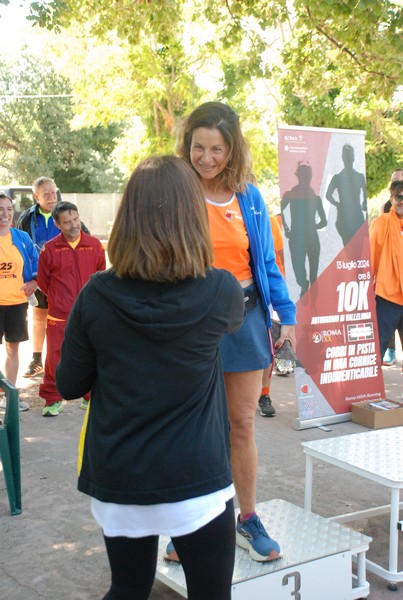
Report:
1,334,403,599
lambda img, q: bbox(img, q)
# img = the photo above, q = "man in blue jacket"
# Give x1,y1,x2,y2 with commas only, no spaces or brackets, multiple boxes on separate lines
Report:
17,177,59,377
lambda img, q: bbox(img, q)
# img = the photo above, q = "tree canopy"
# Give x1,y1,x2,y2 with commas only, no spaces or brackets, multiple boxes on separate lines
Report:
0,48,124,190
0,0,401,197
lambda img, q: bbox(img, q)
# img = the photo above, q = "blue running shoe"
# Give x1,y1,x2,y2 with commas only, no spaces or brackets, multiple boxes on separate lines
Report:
236,514,282,562
383,348,396,366
164,540,180,563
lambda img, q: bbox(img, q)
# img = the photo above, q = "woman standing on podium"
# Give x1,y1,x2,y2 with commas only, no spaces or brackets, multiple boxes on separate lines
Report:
173,102,296,562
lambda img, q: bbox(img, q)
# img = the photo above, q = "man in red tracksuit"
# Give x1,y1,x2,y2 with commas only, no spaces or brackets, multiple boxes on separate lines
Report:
37,201,106,416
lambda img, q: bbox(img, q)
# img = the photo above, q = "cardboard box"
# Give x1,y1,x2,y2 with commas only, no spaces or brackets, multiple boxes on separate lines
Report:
351,399,403,429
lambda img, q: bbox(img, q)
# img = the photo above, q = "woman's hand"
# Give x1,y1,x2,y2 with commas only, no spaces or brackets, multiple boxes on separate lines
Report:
274,324,296,352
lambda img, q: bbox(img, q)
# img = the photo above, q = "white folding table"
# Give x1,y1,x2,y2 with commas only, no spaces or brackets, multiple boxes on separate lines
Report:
303,427,403,590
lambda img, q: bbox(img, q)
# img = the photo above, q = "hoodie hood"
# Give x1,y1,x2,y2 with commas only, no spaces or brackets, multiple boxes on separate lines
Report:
89,268,228,342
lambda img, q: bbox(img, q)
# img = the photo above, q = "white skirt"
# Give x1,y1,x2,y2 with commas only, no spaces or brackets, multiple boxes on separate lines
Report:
91,484,235,538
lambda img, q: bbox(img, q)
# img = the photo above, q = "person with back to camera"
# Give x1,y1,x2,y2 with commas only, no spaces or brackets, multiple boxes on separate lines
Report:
56,156,245,600
172,101,297,563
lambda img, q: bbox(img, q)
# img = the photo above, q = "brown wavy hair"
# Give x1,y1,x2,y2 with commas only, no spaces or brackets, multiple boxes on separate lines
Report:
175,102,254,193
108,156,213,282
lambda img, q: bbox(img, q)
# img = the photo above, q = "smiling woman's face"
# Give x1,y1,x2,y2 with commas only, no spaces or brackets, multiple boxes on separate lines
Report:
190,127,230,183
0,196,13,233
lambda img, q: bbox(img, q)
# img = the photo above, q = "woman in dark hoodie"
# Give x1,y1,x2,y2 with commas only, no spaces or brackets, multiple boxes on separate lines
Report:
56,155,244,600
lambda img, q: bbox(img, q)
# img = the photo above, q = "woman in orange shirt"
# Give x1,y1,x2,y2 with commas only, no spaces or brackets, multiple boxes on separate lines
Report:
170,102,296,563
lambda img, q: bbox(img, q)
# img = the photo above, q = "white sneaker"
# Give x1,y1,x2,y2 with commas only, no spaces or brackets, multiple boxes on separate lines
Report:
0,398,29,411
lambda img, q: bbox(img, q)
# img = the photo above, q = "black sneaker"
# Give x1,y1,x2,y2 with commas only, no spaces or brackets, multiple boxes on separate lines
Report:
258,394,276,417
23,360,44,378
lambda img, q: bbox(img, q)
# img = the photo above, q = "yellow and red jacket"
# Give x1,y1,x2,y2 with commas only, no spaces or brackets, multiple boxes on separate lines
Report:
37,231,106,320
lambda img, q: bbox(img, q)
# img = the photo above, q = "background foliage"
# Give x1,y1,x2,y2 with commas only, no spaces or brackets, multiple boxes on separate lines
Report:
0,0,401,204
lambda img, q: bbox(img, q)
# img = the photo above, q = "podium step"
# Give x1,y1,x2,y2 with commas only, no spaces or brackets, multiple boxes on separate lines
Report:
156,499,371,599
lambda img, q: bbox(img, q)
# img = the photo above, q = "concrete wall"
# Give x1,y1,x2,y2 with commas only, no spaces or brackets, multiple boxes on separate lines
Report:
62,193,122,240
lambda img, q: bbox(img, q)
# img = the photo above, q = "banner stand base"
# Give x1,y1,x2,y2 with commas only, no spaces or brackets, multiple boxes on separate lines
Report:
293,412,351,431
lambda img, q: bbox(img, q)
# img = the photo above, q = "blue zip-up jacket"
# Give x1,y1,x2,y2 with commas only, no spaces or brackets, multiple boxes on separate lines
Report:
238,184,296,327
17,204,60,251
10,228,39,282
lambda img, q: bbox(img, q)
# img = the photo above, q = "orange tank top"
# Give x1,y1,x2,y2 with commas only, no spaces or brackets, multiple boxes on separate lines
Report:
0,232,26,305
206,195,252,282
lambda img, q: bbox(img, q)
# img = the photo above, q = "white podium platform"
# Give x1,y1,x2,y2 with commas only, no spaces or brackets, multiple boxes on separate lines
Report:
303,427,403,590
156,499,371,599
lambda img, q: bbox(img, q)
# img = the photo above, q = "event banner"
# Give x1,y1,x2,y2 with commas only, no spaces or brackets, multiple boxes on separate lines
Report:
278,125,385,428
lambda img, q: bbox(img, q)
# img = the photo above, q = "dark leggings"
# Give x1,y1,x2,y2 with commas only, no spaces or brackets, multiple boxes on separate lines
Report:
103,498,235,600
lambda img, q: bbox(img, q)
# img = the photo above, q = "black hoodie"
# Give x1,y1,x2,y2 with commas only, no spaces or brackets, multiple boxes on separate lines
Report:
56,267,244,505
